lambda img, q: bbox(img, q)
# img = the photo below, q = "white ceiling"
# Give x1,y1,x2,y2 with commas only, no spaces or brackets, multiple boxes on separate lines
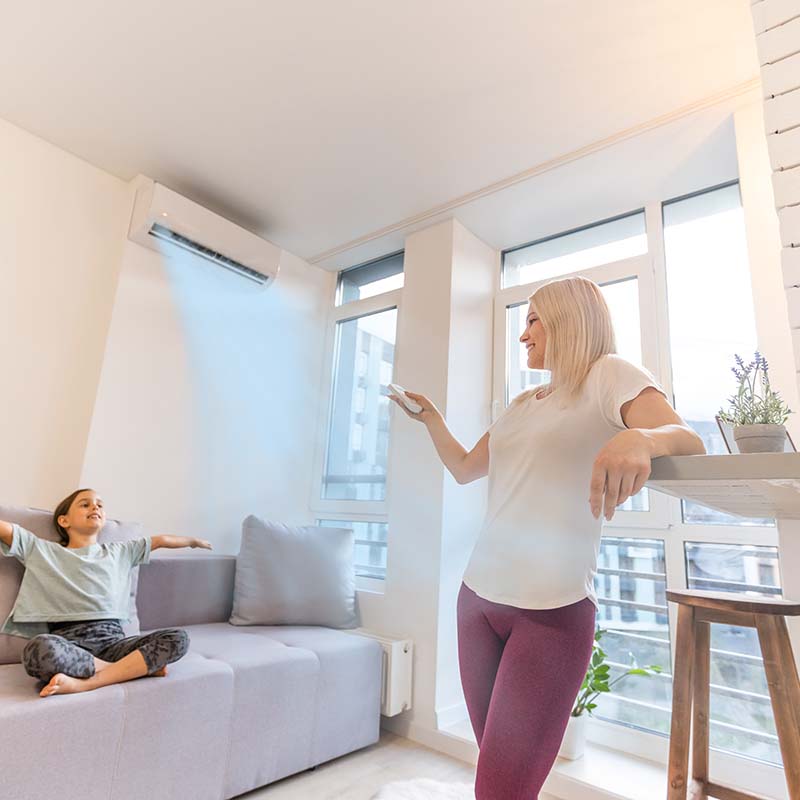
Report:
0,1,759,265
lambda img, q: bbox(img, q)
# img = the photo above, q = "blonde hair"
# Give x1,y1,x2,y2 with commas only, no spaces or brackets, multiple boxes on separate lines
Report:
528,276,617,404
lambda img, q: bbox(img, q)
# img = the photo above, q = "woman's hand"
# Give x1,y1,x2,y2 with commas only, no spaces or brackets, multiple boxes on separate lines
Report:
191,538,213,550
589,430,653,521
388,390,442,426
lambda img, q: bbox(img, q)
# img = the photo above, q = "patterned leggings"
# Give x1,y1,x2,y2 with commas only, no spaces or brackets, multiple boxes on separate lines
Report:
22,619,190,682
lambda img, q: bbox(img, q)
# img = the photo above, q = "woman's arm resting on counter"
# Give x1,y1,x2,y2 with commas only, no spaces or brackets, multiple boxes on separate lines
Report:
591,387,706,521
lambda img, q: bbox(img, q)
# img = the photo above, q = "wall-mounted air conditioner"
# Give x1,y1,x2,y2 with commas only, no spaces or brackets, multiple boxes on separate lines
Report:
128,181,281,286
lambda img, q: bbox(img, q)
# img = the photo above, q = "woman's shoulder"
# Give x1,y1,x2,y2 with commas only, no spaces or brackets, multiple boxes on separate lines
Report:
588,353,633,381
593,352,623,369
511,387,538,406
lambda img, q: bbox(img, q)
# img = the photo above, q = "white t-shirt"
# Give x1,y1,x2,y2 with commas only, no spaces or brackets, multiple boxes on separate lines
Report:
462,354,667,611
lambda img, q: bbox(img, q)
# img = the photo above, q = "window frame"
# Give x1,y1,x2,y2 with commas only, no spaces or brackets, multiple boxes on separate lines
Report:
493,192,784,795
501,208,648,290
310,281,402,591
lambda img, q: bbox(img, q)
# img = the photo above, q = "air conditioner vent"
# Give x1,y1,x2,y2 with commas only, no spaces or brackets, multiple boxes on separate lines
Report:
149,224,268,284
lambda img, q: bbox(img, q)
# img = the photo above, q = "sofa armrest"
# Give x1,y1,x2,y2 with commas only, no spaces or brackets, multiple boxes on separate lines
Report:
136,554,235,630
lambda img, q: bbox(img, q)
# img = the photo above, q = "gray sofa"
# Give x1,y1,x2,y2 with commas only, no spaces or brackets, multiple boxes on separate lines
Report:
0,553,383,800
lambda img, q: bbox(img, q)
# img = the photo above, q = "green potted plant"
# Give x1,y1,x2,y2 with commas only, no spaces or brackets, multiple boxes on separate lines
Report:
558,628,663,760
718,351,792,453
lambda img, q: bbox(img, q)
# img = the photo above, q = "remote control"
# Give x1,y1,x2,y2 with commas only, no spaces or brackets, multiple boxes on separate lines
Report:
388,383,423,414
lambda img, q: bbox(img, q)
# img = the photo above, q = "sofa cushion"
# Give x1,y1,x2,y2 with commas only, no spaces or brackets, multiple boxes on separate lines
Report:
0,503,145,664
229,516,357,629
0,652,232,800
182,623,320,796
0,663,127,800
243,624,383,764
106,652,233,800
137,554,236,630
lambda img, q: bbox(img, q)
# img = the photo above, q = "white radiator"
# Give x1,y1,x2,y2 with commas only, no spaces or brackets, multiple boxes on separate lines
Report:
345,629,413,717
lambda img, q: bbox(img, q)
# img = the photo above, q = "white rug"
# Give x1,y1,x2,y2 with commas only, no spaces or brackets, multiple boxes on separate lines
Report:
371,778,475,799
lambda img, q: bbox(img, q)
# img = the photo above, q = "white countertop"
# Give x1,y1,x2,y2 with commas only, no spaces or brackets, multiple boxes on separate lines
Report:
646,453,800,519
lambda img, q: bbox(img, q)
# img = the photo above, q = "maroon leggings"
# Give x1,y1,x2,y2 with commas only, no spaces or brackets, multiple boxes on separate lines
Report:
457,582,597,799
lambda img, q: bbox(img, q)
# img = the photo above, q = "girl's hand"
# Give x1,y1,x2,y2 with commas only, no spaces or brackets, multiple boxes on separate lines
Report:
589,430,652,522
388,390,442,425
191,538,213,550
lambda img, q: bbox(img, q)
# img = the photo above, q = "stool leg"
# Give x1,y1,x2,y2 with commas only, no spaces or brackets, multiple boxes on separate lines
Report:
691,621,710,797
668,604,697,800
756,614,800,799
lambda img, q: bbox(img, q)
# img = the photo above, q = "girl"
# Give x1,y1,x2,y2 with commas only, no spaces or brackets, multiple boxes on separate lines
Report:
389,276,705,799
0,487,212,698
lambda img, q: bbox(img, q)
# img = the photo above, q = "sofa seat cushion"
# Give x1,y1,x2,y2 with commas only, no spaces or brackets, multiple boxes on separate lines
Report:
0,653,233,800
180,623,321,797
237,625,383,764
109,651,233,800
0,663,127,800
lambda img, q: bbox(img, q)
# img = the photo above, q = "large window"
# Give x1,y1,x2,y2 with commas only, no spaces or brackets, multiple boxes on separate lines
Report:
494,184,782,786
318,519,388,580
502,211,647,289
322,308,396,502
336,251,404,305
314,254,403,584
662,184,773,526
594,537,671,732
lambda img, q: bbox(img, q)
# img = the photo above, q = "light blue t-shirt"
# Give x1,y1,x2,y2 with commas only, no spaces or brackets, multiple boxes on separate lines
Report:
0,524,151,638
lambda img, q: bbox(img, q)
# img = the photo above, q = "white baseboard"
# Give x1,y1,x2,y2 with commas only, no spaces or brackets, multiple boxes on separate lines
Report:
381,716,479,765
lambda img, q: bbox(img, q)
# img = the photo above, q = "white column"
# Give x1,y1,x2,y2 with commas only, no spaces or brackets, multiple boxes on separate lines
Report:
369,218,495,750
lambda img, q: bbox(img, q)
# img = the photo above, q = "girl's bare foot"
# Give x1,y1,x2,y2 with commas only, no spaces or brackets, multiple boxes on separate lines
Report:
150,666,168,678
39,673,90,697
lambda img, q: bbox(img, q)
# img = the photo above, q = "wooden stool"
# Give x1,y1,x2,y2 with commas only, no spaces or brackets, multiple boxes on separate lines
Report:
666,588,800,800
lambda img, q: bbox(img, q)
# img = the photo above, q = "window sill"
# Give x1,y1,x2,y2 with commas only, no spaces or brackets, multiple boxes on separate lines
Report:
443,718,664,800
441,720,785,800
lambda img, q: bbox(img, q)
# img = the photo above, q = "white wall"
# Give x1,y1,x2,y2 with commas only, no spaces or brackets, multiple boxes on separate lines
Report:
0,120,333,547
435,221,496,726
0,117,130,508
80,188,335,552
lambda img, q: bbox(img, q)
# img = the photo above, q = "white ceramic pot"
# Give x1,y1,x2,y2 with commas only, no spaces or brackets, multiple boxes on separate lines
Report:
733,424,786,453
558,713,586,760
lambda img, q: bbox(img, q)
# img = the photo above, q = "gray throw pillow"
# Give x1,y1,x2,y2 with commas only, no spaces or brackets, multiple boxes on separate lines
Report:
229,516,358,629
0,503,145,665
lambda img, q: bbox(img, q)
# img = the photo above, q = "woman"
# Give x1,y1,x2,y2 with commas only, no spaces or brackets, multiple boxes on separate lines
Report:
390,276,704,799
0,488,212,697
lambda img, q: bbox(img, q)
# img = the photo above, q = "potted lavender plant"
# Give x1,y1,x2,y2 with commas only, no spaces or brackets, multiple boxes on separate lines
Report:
718,352,792,453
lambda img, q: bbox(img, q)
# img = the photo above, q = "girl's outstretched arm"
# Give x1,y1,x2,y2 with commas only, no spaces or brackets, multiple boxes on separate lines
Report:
151,535,212,551
0,521,13,548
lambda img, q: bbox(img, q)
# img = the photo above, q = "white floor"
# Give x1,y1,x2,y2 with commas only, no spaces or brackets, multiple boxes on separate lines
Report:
237,730,477,799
